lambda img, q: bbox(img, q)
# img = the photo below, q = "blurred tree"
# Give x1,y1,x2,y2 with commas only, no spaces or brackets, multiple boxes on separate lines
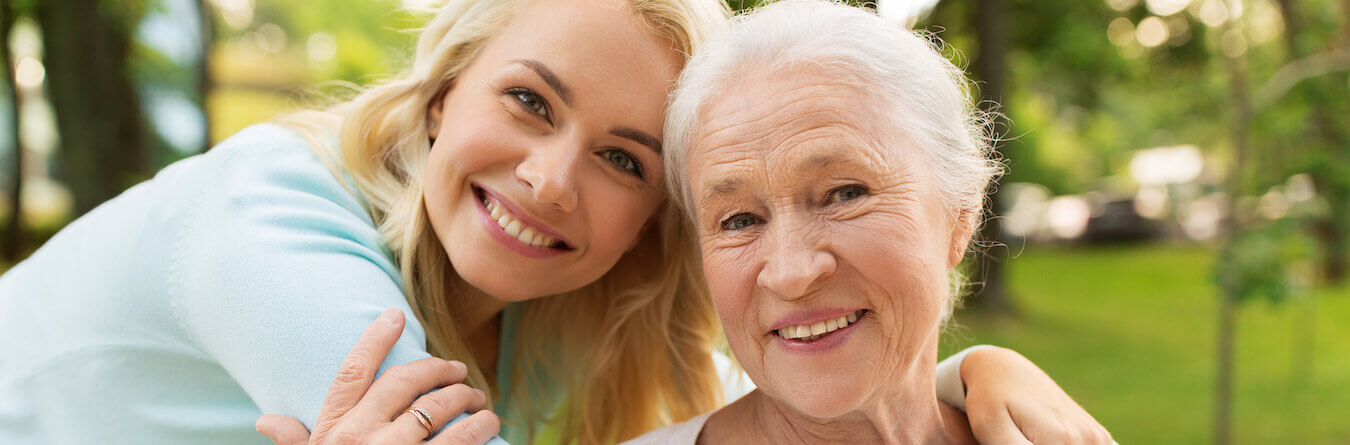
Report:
965,0,1015,315
194,0,213,154
1273,0,1350,284
0,0,21,261
1213,12,1253,441
36,0,150,216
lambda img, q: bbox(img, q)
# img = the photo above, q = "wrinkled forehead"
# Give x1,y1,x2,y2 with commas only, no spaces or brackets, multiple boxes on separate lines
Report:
687,67,902,178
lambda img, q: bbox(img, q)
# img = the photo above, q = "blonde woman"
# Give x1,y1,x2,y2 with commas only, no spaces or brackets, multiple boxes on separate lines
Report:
0,0,1099,444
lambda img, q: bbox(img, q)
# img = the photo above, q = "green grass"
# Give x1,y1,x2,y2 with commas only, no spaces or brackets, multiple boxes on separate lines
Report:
939,244,1350,444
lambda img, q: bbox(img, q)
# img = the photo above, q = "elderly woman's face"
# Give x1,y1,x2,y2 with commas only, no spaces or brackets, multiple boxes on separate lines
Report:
689,68,966,419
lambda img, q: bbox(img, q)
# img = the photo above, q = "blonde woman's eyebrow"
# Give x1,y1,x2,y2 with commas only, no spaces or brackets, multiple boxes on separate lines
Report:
511,58,573,107
611,127,662,155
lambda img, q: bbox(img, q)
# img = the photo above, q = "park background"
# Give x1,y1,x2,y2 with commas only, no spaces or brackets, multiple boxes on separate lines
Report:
0,0,1347,443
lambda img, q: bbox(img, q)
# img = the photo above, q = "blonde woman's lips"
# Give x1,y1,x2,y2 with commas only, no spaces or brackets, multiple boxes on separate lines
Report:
474,185,572,259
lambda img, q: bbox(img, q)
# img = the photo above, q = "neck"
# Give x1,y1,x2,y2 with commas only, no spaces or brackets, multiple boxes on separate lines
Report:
452,279,511,335
715,340,964,444
447,276,511,378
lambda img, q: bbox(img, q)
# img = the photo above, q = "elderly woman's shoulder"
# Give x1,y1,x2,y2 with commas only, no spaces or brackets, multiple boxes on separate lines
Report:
621,412,714,445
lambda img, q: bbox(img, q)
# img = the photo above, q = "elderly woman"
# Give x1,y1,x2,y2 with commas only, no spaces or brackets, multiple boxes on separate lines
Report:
628,0,1111,443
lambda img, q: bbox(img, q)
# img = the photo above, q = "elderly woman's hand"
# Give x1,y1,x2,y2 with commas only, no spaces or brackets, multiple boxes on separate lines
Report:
962,347,1113,444
254,309,500,445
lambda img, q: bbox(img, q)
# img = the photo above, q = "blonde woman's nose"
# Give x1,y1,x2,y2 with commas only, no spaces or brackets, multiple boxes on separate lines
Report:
515,145,581,213
756,228,836,299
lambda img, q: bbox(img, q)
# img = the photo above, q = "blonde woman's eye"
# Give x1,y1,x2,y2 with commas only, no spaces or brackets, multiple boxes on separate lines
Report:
602,149,645,179
826,184,868,204
508,88,549,118
720,213,760,231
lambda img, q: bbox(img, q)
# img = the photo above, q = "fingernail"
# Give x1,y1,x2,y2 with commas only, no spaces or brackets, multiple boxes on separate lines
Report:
448,360,467,373
380,308,402,325
473,388,486,400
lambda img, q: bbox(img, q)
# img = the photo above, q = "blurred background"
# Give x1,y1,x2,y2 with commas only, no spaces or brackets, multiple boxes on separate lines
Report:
0,0,1345,443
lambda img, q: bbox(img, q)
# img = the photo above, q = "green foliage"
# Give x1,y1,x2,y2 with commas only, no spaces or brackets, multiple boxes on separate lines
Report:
943,245,1350,444
1215,217,1317,305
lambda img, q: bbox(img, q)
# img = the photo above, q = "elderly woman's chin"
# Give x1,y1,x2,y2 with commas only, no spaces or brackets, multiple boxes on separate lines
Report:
749,319,917,419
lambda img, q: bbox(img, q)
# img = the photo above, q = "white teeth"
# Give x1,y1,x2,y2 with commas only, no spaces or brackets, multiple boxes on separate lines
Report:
777,310,866,341
485,197,559,248
504,220,523,237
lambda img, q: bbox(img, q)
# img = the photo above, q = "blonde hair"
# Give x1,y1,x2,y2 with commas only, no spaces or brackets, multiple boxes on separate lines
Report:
663,0,1001,323
283,0,731,443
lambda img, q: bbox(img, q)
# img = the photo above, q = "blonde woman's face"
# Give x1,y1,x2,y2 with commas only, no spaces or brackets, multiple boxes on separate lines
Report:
424,0,680,301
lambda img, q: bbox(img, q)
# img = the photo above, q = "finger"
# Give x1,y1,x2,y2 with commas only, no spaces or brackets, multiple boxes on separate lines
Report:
315,309,406,426
430,410,501,445
349,357,468,420
1076,416,1114,445
388,383,489,443
255,414,311,445
969,406,1033,445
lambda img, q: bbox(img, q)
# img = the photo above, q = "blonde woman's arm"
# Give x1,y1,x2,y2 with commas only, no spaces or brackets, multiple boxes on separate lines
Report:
168,127,500,442
949,346,1115,444
255,309,500,445
715,342,1111,444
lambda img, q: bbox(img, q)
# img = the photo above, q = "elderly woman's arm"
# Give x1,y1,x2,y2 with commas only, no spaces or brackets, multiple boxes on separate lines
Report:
950,346,1114,444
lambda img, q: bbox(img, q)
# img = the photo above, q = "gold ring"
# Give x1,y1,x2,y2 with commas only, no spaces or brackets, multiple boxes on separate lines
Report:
404,406,434,435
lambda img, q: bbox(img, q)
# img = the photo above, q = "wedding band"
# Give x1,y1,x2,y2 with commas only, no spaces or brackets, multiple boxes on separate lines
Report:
404,406,434,435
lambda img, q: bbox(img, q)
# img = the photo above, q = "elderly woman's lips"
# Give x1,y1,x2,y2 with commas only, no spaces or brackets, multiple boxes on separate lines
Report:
775,309,867,342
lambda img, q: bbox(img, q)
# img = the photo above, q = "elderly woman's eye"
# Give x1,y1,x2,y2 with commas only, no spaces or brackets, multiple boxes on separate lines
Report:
507,88,549,118
720,213,760,231
826,184,868,204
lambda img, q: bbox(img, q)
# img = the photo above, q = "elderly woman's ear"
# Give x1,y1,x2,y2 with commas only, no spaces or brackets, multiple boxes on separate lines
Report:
947,208,978,269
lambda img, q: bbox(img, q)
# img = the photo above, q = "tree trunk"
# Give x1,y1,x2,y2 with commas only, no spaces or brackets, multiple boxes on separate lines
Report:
1213,286,1237,445
195,0,213,152
0,0,21,261
36,0,147,217
1214,16,1254,444
966,0,1016,314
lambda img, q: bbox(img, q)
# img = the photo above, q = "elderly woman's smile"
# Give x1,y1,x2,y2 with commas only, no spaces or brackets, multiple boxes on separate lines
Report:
688,66,964,421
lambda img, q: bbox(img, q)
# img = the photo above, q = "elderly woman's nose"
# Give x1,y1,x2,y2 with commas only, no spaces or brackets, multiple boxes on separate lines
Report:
514,141,582,213
756,228,837,299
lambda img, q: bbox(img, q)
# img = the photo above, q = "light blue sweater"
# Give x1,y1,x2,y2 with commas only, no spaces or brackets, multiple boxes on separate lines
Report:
0,124,509,444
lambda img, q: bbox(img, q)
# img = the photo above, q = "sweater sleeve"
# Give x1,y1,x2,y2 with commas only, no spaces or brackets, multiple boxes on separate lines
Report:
171,142,430,429
935,344,997,411
169,139,505,445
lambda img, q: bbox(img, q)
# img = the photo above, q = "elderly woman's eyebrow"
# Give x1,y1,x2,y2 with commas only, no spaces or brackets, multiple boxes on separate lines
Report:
796,151,855,173
698,176,748,206
790,150,886,179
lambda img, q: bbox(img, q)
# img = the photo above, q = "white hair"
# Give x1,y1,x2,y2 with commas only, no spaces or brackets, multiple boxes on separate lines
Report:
664,0,1001,224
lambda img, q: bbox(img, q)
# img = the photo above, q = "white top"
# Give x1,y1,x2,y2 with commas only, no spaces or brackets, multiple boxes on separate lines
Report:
625,345,994,444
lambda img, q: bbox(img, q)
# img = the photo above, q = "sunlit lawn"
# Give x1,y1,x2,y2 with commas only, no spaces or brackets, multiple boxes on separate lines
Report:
941,244,1350,444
